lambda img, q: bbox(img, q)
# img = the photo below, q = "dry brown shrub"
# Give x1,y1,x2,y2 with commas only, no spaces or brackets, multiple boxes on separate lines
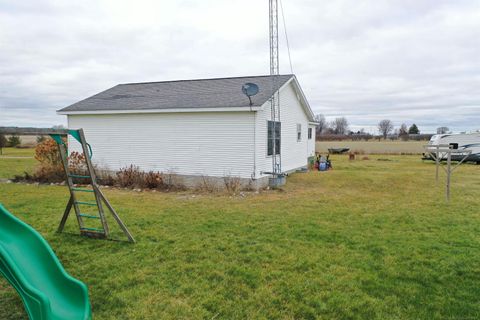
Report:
34,138,62,166
144,171,163,189
115,166,181,190
116,165,143,188
32,138,65,182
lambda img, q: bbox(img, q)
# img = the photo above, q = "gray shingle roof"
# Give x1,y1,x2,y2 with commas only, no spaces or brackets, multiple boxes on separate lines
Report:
58,75,294,113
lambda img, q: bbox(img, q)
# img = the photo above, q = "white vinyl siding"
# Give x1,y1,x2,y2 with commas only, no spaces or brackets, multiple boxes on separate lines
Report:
68,112,255,178
297,124,302,142
255,80,314,176
65,77,316,183
308,125,316,157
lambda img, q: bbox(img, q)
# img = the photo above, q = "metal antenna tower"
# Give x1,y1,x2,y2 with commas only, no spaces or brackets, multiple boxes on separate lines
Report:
269,0,281,176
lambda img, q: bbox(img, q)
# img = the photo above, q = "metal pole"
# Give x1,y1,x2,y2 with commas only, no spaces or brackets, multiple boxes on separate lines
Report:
269,0,279,76
269,0,281,176
435,145,440,183
446,150,451,202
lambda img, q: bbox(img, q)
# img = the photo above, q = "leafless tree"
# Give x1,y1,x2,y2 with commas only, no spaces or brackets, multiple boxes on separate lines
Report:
330,117,349,135
314,114,327,135
378,119,394,139
437,126,449,134
398,123,409,140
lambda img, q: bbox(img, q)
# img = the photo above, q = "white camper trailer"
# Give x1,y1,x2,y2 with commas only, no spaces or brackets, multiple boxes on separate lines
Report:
424,132,480,164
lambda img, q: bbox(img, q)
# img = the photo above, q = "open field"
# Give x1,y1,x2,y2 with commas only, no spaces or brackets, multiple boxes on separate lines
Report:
316,140,426,154
0,148,36,179
1,154,479,319
2,135,38,148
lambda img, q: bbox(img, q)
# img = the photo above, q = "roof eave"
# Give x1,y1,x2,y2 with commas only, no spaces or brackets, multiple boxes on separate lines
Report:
289,76,315,122
57,106,263,115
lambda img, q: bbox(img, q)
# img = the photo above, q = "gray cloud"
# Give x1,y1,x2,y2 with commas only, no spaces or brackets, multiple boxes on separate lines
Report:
0,0,479,133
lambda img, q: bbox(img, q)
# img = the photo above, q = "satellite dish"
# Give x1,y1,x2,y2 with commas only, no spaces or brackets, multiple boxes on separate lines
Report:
242,83,259,97
242,83,259,107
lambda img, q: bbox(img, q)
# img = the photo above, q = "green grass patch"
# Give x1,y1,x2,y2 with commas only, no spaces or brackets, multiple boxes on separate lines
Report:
0,147,35,157
316,140,426,154
0,155,479,319
0,148,36,178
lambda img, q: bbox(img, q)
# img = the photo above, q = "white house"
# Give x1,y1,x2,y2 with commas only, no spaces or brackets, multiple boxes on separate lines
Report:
58,75,317,188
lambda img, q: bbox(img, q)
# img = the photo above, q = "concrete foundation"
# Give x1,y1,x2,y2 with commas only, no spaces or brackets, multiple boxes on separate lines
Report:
97,165,308,191
178,174,270,190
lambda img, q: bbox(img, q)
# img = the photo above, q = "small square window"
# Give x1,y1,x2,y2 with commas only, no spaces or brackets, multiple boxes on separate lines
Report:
297,124,302,142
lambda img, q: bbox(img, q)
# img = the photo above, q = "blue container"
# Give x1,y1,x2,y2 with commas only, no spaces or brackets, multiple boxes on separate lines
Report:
319,162,327,171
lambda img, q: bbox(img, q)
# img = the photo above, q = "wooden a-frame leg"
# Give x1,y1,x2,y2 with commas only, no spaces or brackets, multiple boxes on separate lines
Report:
57,195,74,233
97,189,136,243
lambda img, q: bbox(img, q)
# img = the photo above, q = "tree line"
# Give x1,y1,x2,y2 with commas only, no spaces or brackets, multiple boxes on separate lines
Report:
0,134,21,155
315,114,449,141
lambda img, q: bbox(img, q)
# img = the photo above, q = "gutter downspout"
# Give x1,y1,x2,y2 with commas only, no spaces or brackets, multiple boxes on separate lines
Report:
252,110,257,180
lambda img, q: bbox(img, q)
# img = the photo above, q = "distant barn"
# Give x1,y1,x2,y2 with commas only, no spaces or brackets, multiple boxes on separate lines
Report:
58,75,317,188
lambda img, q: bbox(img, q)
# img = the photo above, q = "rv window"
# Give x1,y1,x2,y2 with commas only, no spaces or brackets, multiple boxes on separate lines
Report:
297,124,302,142
308,128,312,140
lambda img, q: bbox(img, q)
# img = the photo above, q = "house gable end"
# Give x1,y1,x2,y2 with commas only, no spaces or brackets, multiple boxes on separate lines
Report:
258,76,315,123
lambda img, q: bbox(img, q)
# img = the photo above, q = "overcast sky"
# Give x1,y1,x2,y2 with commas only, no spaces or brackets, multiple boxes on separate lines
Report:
1,0,479,133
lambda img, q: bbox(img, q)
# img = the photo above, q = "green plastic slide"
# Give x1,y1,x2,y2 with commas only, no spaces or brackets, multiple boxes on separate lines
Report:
0,204,92,320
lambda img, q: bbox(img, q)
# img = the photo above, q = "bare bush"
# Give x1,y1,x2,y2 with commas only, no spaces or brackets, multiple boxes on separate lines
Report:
96,169,116,186
223,175,242,194
160,170,185,191
114,166,184,190
197,175,219,193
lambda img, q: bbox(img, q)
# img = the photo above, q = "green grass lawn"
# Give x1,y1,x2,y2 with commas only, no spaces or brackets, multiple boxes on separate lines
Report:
0,147,36,179
0,147,35,157
0,155,479,319
316,140,426,154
